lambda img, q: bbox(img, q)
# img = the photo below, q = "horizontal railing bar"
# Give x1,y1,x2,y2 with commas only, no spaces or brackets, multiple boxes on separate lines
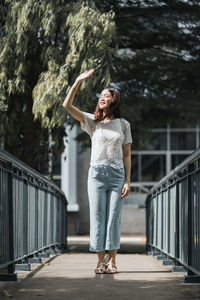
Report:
149,148,200,193
151,128,199,132
0,147,66,198
0,260,16,270
52,175,61,180
131,182,156,186
131,150,193,155
150,168,200,194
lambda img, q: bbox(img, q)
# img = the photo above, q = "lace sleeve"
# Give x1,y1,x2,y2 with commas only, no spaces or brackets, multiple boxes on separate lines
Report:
123,120,133,145
80,112,95,137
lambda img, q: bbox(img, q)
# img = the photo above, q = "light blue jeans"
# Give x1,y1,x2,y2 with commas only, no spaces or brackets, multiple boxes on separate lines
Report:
87,164,125,252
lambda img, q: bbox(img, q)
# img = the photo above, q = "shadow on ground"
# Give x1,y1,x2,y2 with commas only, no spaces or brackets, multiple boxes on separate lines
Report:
2,272,200,300
1,252,200,300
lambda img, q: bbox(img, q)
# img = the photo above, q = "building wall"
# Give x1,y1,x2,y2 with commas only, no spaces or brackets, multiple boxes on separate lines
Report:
121,205,145,234
77,147,91,234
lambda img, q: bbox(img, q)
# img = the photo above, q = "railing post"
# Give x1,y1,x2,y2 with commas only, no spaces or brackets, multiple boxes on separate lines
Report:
7,163,17,279
145,196,148,254
35,181,39,252
23,171,28,256
0,163,17,281
184,165,200,283
175,176,179,259
63,197,68,251
161,191,163,251
187,168,192,268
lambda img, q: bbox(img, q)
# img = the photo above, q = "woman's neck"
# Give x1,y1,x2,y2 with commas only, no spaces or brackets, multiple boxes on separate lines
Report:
103,111,115,120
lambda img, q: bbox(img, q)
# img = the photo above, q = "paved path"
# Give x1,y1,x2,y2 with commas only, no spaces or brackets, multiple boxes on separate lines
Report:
1,253,200,299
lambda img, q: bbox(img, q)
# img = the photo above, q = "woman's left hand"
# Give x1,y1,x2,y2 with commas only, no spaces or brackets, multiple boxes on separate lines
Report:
121,182,130,198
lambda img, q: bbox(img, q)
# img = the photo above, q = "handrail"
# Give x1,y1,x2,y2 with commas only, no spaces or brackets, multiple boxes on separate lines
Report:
150,147,200,193
0,147,68,281
0,147,65,197
146,147,200,283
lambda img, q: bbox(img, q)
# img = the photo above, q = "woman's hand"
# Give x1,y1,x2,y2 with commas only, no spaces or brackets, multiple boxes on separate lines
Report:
121,182,130,198
76,69,95,83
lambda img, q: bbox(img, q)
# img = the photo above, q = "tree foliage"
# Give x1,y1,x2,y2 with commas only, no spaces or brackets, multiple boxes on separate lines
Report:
1,0,200,173
32,1,116,128
95,0,200,148
0,0,117,172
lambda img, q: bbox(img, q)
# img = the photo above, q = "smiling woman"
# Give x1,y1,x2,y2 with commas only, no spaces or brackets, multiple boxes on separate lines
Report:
94,88,121,122
99,90,112,109
62,69,132,274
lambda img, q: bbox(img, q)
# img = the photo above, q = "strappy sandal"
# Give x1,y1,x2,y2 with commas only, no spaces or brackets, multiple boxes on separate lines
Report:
106,262,118,274
94,262,107,274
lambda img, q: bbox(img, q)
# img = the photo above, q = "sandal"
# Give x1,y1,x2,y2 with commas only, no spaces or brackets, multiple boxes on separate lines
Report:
94,262,107,274
106,262,118,274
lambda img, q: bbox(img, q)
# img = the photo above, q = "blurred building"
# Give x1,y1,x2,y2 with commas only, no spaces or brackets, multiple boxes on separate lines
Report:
52,123,200,235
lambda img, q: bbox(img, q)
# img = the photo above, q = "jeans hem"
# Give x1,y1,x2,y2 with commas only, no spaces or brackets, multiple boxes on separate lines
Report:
89,246,120,252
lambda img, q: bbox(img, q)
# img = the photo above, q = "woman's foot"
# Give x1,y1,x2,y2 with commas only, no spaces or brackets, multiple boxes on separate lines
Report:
94,262,107,274
106,261,118,274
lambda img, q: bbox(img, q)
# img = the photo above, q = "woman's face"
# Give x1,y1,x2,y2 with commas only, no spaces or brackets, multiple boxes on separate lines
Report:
98,89,113,110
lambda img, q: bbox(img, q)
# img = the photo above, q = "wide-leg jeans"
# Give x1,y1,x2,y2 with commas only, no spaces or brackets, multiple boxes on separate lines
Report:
87,164,125,252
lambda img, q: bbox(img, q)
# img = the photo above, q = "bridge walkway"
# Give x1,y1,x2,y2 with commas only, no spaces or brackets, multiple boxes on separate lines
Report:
1,250,200,299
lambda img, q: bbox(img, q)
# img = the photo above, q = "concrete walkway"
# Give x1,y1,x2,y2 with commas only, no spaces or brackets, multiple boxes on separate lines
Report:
1,253,200,299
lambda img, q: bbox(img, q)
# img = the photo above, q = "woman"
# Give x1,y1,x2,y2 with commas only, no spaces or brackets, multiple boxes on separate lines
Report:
62,69,132,274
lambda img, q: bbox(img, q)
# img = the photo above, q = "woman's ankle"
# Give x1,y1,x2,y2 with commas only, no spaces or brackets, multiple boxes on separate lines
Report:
98,259,106,264
97,251,105,264
108,259,116,265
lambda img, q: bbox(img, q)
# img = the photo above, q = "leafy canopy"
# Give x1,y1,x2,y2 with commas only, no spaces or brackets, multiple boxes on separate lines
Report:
0,0,117,171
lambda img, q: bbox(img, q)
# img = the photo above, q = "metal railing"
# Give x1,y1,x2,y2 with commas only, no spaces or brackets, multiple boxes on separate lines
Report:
146,148,200,283
0,147,68,281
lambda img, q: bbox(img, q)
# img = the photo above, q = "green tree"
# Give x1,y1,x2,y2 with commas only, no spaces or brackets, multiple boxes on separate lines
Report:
0,0,117,173
95,0,200,148
1,0,200,173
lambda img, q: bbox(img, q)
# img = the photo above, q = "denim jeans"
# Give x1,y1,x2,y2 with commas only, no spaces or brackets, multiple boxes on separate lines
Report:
87,164,125,252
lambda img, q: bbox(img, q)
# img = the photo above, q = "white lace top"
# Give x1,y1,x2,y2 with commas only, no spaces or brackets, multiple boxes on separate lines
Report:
81,112,132,169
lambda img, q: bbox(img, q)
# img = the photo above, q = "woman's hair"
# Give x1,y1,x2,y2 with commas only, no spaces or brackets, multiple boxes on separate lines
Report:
94,88,121,122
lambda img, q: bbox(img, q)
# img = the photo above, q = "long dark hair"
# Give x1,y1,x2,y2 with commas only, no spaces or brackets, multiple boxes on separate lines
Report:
94,88,121,122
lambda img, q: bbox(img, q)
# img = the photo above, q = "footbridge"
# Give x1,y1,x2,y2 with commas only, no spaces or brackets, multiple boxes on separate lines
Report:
0,147,200,299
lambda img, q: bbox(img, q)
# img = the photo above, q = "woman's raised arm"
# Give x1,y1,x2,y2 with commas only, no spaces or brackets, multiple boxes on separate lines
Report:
62,69,95,123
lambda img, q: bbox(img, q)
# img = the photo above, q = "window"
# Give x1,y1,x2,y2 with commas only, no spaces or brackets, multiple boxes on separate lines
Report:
171,132,196,150
138,132,167,151
145,132,167,150
141,155,166,182
131,155,139,182
171,154,189,169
